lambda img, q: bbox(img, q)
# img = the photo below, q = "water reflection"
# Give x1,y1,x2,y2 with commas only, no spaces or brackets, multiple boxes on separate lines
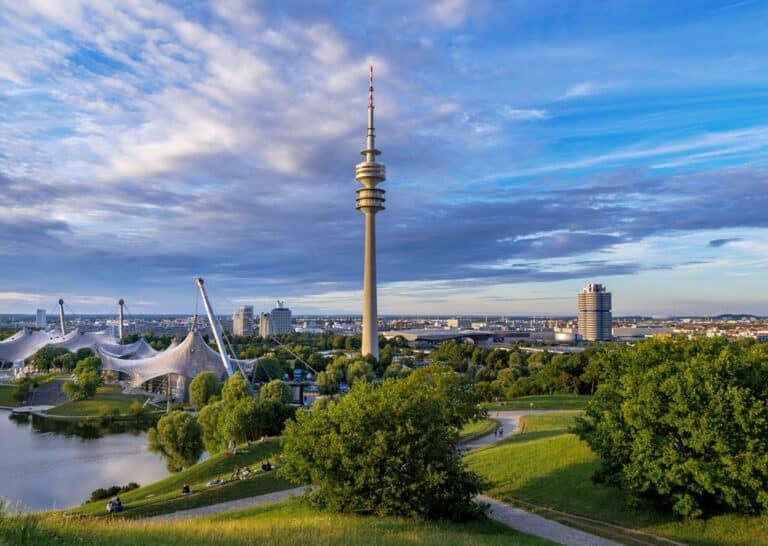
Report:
0,411,170,512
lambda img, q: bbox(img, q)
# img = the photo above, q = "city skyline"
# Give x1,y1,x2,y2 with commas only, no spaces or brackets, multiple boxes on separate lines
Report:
1,1,768,316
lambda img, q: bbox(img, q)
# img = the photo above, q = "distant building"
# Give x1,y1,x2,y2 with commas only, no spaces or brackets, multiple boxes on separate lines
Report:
232,305,254,336
259,301,292,336
577,283,612,341
445,318,471,329
35,309,47,329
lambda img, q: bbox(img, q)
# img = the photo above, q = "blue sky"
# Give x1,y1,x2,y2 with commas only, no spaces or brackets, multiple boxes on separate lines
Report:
1,0,767,316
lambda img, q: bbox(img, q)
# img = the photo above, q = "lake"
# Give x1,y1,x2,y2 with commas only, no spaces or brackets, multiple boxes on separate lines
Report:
0,411,170,512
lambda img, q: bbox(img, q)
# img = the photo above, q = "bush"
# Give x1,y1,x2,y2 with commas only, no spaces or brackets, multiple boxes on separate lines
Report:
147,410,204,472
88,482,140,502
575,337,768,518
279,369,485,521
189,371,222,410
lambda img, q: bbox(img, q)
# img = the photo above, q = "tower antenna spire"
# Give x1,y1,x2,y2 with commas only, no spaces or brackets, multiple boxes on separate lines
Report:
369,64,374,110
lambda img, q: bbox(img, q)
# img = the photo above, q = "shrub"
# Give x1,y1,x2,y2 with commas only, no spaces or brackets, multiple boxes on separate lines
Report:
575,337,768,517
280,369,485,521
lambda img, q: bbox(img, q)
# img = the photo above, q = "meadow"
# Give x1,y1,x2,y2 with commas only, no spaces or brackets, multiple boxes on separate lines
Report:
45,384,157,418
3,498,555,546
67,438,291,518
466,413,768,546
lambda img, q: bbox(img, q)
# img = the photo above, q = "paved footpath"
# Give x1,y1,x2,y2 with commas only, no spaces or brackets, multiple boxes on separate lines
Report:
480,495,621,546
144,487,306,523
463,410,561,450
141,413,622,545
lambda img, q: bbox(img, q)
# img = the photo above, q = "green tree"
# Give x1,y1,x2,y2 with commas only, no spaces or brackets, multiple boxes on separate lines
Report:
346,360,374,385
188,371,222,410
31,346,71,372
147,410,204,472
221,372,250,403
197,400,228,453
279,370,484,520
260,379,292,404
575,337,768,518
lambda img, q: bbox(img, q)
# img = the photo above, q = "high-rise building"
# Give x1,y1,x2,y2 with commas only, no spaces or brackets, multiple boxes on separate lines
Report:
258,312,271,337
232,305,254,336
355,66,386,359
258,301,292,337
35,309,47,329
577,283,612,341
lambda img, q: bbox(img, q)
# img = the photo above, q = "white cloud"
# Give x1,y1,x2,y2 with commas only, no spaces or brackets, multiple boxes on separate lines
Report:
562,81,604,99
500,106,548,120
426,0,470,29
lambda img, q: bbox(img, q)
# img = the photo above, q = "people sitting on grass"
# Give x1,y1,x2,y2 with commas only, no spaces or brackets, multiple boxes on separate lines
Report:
182,483,191,495
106,496,124,513
261,460,272,472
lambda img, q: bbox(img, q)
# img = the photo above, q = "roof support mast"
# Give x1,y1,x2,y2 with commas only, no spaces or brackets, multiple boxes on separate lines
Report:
194,277,235,377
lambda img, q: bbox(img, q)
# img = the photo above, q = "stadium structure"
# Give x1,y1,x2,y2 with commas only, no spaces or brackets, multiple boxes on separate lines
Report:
1,279,259,400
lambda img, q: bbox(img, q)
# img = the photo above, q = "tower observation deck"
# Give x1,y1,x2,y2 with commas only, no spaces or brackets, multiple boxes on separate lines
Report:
355,66,386,358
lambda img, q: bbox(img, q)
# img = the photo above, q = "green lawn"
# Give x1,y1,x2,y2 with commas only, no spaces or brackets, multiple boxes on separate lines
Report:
5,498,554,546
466,412,768,546
0,384,17,407
483,394,591,411
68,438,292,518
459,418,499,444
46,384,156,417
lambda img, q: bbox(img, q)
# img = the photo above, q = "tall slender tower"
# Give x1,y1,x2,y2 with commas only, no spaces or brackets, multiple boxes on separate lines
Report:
118,299,125,342
355,66,386,359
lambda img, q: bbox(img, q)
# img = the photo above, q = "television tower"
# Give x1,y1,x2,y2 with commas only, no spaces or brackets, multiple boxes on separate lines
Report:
355,65,386,359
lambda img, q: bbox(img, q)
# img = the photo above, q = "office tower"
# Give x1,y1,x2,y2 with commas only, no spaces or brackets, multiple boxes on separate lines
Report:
577,283,612,341
258,301,292,337
35,309,46,328
232,305,254,335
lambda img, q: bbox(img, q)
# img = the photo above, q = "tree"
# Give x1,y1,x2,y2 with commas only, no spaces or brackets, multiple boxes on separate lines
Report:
346,360,374,385
221,372,250,403
147,410,204,472
260,379,292,404
189,371,222,410
575,337,768,518
62,356,103,401
197,400,228,453
30,346,71,372
279,370,485,521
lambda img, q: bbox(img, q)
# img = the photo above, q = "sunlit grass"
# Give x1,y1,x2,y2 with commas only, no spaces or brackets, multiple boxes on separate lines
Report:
483,394,591,411
46,384,153,417
0,384,17,407
466,412,768,546
459,418,498,444
68,438,292,518
5,498,554,546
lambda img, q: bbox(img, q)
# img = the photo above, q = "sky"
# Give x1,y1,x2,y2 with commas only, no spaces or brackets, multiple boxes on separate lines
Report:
1,0,767,317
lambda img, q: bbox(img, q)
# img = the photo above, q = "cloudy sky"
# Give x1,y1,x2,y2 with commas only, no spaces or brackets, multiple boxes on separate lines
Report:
1,0,767,316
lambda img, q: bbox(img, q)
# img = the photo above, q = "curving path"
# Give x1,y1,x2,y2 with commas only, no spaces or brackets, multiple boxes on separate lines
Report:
463,410,560,450
139,411,622,545
143,486,307,523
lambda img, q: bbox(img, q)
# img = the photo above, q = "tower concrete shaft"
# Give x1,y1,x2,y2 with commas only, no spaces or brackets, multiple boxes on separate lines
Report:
355,66,386,359
118,298,125,342
58,298,65,335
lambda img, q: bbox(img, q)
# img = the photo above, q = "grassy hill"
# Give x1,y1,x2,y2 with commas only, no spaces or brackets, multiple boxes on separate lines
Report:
68,438,293,519
466,412,768,546
483,394,591,411
46,384,157,418
0,384,17,407
2,498,554,546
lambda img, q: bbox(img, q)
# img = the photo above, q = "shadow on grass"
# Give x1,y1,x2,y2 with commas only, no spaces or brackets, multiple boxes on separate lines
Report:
494,461,768,546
